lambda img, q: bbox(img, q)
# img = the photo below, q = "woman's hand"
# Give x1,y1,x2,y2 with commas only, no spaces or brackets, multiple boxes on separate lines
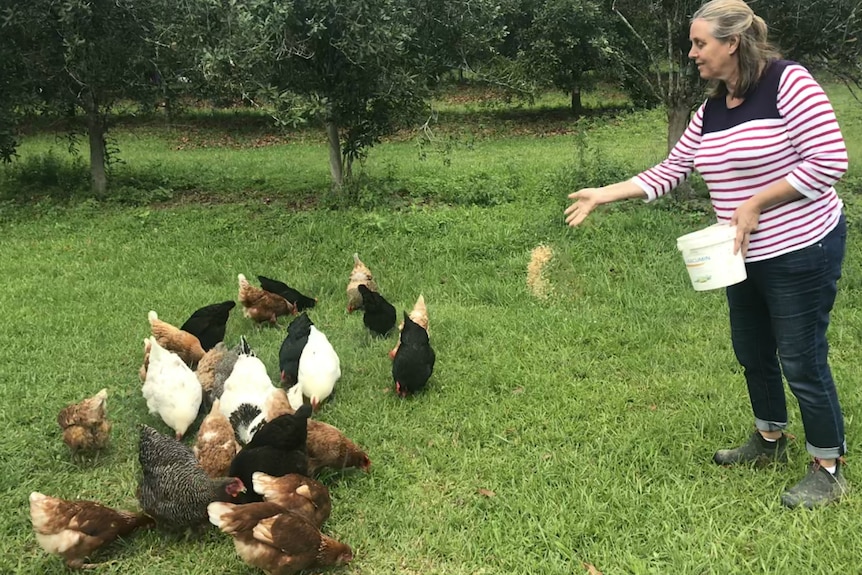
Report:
730,198,762,256
564,188,602,227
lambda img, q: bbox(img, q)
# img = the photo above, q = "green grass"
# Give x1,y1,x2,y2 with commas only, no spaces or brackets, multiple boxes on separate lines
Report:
2,82,862,574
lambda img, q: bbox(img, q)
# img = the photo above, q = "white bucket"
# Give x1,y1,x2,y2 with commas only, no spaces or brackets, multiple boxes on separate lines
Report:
676,223,747,291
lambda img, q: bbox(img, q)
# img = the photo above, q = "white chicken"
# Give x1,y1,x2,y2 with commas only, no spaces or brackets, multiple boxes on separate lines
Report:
219,352,279,445
142,337,202,440
295,326,341,411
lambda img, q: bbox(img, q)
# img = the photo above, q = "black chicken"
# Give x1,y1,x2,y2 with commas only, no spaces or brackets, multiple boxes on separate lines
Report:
392,313,436,397
137,425,245,530
278,312,314,386
228,406,313,503
358,284,396,337
257,275,317,311
180,301,236,351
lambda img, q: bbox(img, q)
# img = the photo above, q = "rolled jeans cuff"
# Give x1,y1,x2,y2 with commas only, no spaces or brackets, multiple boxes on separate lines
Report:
755,418,787,433
807,440,846,460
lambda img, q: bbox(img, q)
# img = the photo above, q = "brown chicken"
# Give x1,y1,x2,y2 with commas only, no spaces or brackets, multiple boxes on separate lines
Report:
57,389,112,455
389,293,429,358
251,472,331,528
148,310,206,367
29,492,154,569
306,419,372,476
193,399,241,478
208,501,353,575
264,388,295,421
139,338,151,382
346,253,378,312
238,273,296,324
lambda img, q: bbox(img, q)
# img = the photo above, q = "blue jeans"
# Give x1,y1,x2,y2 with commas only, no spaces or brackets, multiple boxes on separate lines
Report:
726,215,847,459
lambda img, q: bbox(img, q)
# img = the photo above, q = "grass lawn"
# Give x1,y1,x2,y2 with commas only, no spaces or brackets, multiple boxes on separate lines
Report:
2,82,862,574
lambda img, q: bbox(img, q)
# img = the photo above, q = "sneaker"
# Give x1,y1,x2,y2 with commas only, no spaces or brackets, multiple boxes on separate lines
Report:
713,431,788,466
781,460,849,509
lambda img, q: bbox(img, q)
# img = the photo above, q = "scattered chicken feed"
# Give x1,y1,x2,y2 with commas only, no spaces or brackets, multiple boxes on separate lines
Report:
527,244,554,300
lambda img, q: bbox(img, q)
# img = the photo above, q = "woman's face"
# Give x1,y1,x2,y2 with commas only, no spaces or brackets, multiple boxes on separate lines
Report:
688,18,738,82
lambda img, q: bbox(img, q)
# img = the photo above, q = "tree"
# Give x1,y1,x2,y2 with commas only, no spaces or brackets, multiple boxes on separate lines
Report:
2,0,163,195
521,0,611,116
761,0,862,85
609,0,703,157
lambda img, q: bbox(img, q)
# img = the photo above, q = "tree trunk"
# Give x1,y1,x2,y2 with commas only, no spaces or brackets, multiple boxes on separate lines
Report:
570,86,582,117
667,103,692,200
325,121,343,188
86,108,107,197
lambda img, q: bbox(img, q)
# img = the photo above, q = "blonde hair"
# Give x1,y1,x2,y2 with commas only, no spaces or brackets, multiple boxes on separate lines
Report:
692,0,781,98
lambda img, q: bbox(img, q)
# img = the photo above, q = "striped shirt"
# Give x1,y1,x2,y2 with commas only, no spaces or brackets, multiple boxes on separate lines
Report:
632,60,848,262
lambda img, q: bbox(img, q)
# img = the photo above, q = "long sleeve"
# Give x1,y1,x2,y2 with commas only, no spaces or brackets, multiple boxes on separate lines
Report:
631,103,705,201
777,65,848,199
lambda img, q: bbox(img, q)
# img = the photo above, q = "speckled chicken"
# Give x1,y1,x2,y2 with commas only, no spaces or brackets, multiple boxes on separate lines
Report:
390,294,429,358
346,252,378,312
29,492,154,569
257,275,317,312
57,388,112,455
193,399,241,478
252,472,331,528
208,502,353,575
137,425,246,530
180,300,236,351
148,310,206,367
392,313,436,397
238,273,296,324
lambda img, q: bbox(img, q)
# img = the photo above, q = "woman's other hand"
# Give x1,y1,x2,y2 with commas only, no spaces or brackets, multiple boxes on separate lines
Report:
730,198,761,257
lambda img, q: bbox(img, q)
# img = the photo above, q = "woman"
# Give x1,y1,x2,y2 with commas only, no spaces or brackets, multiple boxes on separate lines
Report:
564,0,849,509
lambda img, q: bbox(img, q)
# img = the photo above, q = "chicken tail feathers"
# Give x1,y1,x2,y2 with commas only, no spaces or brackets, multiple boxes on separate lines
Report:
207,501,235,529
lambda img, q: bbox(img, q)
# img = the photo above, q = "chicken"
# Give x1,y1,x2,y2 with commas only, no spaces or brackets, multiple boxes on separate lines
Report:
195,342,227,409
228,407,312,504
263,388,296,422
137,425,245,530
180,300,236,351
261,406,372,477
238,273,296,325
295,325,341,411
346,252,378,312
139,338,151,382
392,313,436,397
29,492,154,569
57,388,112,455
209,337,252,405
193,399,241,479
142,337,202,440
252,472,331,528
278,312,314,387
257,275,317,312
219,351,279,444
148,310,206,367
305,419,371,476
208,502,353,575
358,284,396,337
389,294,429,358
